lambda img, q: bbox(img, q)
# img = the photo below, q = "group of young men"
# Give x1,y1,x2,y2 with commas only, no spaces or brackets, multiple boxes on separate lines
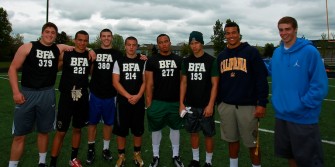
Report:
8,16,328,167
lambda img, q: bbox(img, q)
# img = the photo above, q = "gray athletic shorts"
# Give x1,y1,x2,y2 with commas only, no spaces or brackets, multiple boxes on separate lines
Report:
275,118,324,167
12,86,56,136
217,102,258,147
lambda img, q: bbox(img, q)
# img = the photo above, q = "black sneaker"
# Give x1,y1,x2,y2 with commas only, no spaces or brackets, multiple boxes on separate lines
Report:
203,163,212,167
149,156,160,167
102,149,113,160
38,163,48,167
172,156,184,167
188,160,200,167
86,149,95,164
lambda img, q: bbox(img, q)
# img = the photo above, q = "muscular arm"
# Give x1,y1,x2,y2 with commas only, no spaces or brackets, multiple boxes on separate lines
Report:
8,43,32,104
204,76,219,117
179,75,187,113
145,71,153,108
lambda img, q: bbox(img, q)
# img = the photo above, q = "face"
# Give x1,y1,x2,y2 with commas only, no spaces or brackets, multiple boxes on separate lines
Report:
224,26,241,49
40,27,57,45
190,40,203,56
74,34,89,51
125,39,138,56
278,23,297,47
100,31,113,48
157,36,171,55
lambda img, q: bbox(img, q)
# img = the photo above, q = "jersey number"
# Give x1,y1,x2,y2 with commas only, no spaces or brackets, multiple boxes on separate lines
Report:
125,72,137,80
191,73,202,80
38,59,52,67
74,67,86,74
162,69,174,77
98,62,110,70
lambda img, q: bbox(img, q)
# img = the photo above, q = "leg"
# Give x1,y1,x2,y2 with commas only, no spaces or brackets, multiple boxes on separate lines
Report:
249,147,261,165
288,159,298,167
9,135,26,161
50,131,66,157
72,128,82,149
117,136,126,150
87,125,97,142
205,136,214,153
103,124,113,150
229,141,239,158
37,133,49,153
190,133,199,149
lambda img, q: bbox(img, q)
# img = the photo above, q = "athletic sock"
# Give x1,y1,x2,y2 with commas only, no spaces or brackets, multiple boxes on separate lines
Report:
252,164,261,167
50,156,58,166
169,128,180,157
38,152,47,164
205,151,213,164
152,130,162,157
88,141,95,151
71,147,79,160
118,149,125,154
103,140,110,150
192,148,200,161
230,158,238,167
8,161,19,167
134,146,141,152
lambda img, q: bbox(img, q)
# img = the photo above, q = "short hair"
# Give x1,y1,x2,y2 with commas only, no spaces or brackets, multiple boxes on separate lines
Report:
125,36,138,45
278,16,298,29
224,22,240,33
75,30,89,39
42,22,58,33
100,28,112,37
156,34,170,43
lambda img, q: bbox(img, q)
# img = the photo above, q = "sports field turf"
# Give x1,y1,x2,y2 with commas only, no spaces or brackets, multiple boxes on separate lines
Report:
0,73,334,167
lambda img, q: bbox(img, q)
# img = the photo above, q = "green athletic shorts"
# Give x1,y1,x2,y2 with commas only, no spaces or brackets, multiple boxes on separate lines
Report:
146,100,183,131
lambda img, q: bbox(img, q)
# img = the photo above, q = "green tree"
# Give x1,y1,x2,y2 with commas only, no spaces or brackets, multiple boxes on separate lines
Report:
89,35,101,49
7,33,24,60
180,43,192,57
263,43,275,58
112,34,125,54
0,7,13,58
55,31,71,44
210,19,225,57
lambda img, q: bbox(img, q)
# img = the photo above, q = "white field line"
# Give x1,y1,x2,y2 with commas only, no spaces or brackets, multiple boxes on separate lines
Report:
214,120,335,145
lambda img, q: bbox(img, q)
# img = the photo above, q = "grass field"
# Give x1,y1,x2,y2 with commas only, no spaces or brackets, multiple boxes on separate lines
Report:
0,73,334,167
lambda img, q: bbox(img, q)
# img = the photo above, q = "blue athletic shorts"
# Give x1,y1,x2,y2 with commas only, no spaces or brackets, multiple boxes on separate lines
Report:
89,92,116,125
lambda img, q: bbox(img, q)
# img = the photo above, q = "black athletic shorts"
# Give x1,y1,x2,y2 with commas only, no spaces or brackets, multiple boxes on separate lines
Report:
56,90,89,132
113,99,145,137
184,106,216,137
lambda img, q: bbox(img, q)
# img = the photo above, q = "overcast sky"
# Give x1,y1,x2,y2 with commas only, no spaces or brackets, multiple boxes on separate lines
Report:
2,0,334,46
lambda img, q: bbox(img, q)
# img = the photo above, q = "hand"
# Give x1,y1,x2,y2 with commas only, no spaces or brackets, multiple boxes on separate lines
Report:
139,54,147,61
254,106,266,118
13,92,26,104
203,105,213,118
128,94,140,105
88,50,96,61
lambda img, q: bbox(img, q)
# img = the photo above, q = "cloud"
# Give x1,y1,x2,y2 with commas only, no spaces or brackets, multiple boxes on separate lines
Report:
2,0,335,46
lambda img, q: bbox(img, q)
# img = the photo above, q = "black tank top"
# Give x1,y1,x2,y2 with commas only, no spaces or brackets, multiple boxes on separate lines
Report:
58,50,91,92
21,41,60,88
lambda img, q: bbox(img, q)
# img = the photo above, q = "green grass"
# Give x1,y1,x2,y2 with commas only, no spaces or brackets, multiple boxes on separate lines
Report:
0,74,334,166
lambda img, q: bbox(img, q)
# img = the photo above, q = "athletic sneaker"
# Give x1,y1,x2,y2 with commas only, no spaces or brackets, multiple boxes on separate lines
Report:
86,149,95,164
188,160,200,167
172,156,184,167
38,163,48,167
102,149,113,160
203,163,212,167
115,154,125,167
133,151,144,167
149,156,160,167
69,158,82,167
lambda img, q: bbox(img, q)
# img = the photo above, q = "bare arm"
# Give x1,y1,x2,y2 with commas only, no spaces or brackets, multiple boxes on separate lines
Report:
179,75,187,113
8,43,32,104
112,73,131,99
58,52,64,70
204,76,219,117
129,73,146,105
145,71,153,108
